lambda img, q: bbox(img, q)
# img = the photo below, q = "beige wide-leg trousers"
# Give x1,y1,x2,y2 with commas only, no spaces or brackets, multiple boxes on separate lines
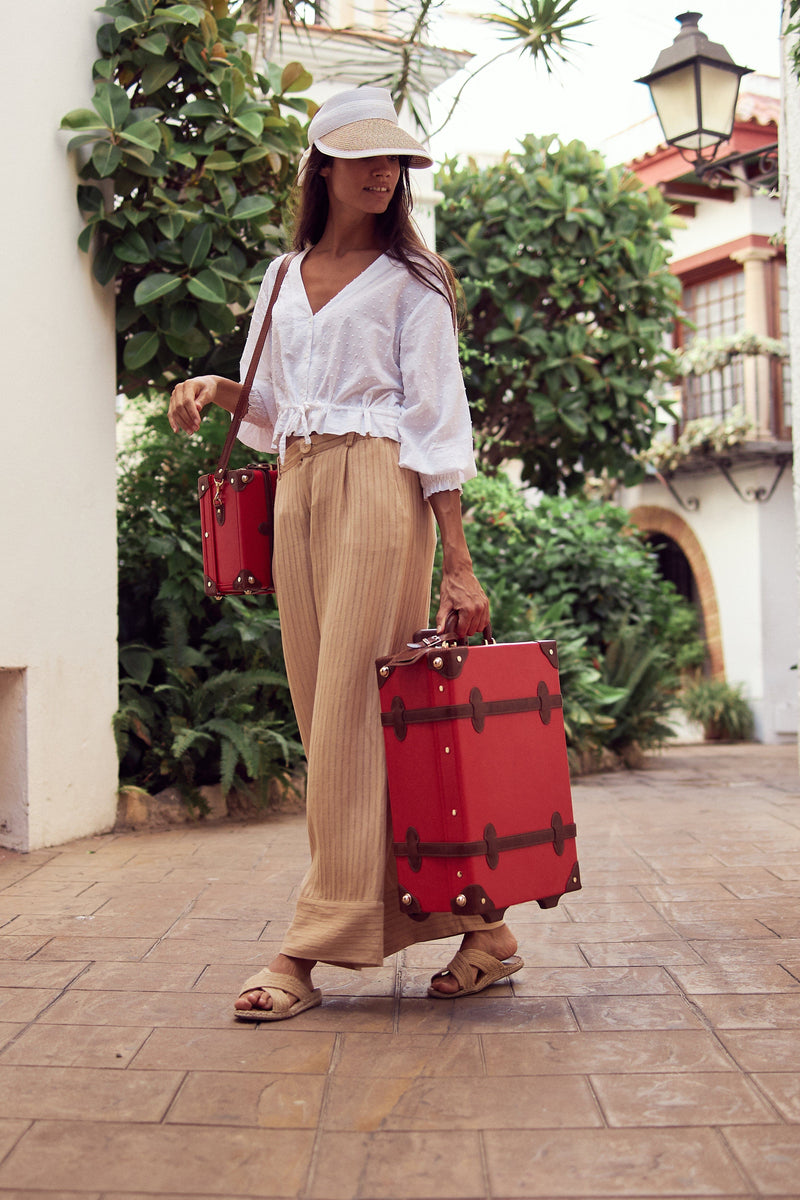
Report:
273,432,501,969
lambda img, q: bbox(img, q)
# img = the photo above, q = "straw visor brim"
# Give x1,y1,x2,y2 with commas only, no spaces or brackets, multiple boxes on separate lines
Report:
315,118,433,169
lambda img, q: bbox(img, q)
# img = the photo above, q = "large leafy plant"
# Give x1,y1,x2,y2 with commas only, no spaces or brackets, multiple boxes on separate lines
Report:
61,0,312,393
115,399,302,804
437,135,683,492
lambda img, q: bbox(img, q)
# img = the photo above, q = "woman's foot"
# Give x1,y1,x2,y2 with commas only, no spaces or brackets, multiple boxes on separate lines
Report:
234,953,316,1014
429,925,518,996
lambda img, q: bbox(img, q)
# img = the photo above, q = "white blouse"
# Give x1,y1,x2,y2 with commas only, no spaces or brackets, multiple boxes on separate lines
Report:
237,250,477,499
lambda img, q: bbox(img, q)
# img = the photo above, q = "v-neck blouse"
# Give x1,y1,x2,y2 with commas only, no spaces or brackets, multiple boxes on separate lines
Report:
237,250,476,498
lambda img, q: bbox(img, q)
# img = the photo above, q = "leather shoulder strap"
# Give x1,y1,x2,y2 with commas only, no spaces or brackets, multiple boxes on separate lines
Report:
216,252,297,475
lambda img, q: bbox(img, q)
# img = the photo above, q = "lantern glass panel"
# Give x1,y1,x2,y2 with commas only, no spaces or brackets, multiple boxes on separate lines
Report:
697,62,741,140
649,64,701,147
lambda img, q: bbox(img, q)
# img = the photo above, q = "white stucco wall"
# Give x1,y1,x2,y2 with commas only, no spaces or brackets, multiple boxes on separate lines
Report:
621,466,797,743
0,0,118,849
781,2,800,763
669,190,784,262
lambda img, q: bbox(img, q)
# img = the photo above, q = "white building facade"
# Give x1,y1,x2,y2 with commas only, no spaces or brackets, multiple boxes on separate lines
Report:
619,95,796,743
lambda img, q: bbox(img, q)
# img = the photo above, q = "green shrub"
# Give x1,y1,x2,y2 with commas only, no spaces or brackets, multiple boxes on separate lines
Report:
460,473,704,671
115,398,302,806
679,678,754,741
436,135,682,492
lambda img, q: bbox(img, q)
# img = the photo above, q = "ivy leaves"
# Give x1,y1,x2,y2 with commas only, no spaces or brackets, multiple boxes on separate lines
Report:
437,135,683,493
61,0,313,392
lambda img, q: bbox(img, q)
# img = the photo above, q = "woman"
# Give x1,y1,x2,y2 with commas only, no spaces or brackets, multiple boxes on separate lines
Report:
168,87,521,1020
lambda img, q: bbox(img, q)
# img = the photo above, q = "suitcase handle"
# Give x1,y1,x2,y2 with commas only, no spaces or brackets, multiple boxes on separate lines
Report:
376,619,494,680
411,614,494,648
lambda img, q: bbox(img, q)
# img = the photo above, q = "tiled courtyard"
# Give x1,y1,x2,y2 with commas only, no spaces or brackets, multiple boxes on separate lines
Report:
0,741,798,1199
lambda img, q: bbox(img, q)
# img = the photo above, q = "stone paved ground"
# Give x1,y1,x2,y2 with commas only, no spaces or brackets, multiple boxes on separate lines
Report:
0,742,798,1200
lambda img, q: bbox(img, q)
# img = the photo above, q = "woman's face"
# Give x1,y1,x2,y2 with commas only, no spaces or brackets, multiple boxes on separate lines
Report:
320,155,401,216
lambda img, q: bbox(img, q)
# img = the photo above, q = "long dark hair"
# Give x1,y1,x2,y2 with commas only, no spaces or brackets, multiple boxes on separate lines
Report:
291,147,462,328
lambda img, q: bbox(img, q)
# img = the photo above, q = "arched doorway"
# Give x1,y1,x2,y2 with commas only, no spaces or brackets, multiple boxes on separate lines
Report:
629,506,725,680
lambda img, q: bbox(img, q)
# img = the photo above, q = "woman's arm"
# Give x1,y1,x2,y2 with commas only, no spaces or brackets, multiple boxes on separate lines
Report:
168,374,241,435
428,489,490,639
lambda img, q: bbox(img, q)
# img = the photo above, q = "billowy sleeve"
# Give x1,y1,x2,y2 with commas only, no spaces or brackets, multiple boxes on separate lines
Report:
236,256,283,454
396,286,477,500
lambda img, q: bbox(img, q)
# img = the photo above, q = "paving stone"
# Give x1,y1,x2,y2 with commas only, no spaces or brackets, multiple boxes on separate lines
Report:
4,916,179,940
29,936,158,962
34,988,234,1028
0,1121,313,1195
690,992,800,1029
0,1024,152,1068
590,1071,776,1126
512,966,680,997
322,1072,603,1131
0,1191,102,1200
0,898,110,919
334,1033,484,1078
0,1064,183,1122
0,989,60,1022
0,1023,25,1052
689,938,800,965
165,1070,326,1128
720,1029,800,1071
308,1130,484,1199
68,961,203,992
570,995,703,1031
482,1030,736,1075
0,962,87,989
0,935,52,960
252,995,395,1033
396,996,577,1034
142,936,281,966
722,1126,800,1194
130,1026,334,1074
163,917,268,941
750,1071,800,1120
671,963,800,993
581,941,706,968
483,1127,750,1196
0,1119,30,1162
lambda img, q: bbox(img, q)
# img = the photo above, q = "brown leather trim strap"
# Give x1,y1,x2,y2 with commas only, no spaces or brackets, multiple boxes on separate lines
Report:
394,814,577,872
216,253,296,475
382,682,562,741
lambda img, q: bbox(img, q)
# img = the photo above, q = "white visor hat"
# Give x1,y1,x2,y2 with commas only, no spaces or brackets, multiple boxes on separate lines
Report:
305,87,433,169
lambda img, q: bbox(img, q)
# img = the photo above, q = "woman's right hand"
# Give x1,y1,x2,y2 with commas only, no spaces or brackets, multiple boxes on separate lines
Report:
168,375,217,435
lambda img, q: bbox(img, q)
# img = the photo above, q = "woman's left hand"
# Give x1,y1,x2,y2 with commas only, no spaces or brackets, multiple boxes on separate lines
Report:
428,489,490,639
436,563,490,639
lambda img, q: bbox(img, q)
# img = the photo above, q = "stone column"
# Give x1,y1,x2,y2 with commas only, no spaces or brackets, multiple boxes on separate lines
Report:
730,244,778,435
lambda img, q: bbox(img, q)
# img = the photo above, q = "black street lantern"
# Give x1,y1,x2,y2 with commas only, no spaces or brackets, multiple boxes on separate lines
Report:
637,11,752,171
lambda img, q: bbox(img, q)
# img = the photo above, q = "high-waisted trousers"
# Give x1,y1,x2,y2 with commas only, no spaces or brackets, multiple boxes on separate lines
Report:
273,432,501,969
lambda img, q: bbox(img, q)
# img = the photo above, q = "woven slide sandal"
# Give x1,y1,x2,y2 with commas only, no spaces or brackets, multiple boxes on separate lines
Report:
427,949,524,999
233,969,323,1022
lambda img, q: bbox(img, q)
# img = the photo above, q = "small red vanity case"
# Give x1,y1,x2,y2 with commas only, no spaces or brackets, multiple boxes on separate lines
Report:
376,631,581,922
198,466,277,597
196,253,295,599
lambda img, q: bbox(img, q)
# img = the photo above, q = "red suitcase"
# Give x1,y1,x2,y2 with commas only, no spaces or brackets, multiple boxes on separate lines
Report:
376,631,580,922
196,254,294,600
198,466,277,597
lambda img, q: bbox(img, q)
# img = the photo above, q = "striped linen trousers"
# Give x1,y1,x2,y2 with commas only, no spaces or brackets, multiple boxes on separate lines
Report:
273,432,501,969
